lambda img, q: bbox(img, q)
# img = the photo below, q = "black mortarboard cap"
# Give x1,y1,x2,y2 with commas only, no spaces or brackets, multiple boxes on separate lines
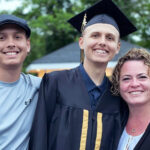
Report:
0,14,31,38
68,0,137,37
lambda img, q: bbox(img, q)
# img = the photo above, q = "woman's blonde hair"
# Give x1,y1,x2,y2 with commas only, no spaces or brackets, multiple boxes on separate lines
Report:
111,48,150,96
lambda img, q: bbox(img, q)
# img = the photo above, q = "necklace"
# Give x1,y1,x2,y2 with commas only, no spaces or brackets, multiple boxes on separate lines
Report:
131,128,136,134
125,135,133,150
125,128,136,150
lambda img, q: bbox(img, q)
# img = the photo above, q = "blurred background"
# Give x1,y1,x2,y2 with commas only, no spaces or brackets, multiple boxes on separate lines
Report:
1,0,150,77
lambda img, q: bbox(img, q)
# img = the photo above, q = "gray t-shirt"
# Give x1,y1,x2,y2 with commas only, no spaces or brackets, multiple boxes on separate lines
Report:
0,73,41,150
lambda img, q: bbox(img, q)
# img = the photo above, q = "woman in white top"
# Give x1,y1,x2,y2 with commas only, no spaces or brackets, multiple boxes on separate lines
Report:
111,48,150,150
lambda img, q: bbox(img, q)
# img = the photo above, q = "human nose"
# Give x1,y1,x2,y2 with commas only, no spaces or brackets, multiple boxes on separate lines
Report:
130,78,140,87
98,36,106,47
7,37,16,49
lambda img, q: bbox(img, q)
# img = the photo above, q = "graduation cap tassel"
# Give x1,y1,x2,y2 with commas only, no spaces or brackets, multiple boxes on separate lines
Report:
81,13,87,33
68,0,137,37
80,13,87,63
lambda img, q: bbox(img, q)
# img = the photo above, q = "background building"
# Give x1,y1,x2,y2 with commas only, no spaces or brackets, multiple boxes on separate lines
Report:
26,40,141,77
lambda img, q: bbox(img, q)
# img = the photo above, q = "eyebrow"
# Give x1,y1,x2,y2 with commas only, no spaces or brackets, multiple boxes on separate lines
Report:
137,73,148,76
107,33,116,37
121,73,148,78
120,75,131,78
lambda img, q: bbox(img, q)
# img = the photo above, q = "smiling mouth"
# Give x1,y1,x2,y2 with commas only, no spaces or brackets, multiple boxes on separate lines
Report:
3,51,19,55
129,91,143,95
95,49,108,54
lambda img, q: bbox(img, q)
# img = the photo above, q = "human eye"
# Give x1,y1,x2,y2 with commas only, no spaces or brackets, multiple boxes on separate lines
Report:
140,75,147,78
122,77,130,81
121,76,131,82
138,74,148,80
15,32,25,40
15,35,22,39
106,35,114,41
0,34,5,41
91,33,99,38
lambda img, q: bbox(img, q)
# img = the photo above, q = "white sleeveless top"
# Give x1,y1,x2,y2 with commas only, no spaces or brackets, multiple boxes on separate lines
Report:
117,128,144,150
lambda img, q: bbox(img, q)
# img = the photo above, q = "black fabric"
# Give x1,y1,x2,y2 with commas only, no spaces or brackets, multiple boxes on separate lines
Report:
120,107,150,150
79,64,107,110
134,124,150,150
68,0,137,37
29,66,125,150
0,14,31,37
85,14,119,32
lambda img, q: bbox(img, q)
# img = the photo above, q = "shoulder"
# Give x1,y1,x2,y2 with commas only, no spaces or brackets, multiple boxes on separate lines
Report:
45,67,79,81
101,77,123,108
20,73,41,89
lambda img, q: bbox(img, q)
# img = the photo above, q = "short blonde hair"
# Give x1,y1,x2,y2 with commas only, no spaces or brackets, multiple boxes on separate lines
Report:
111,48,150,95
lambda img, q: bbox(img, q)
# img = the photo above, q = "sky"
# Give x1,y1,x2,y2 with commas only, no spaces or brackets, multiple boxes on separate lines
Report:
1,0,22,11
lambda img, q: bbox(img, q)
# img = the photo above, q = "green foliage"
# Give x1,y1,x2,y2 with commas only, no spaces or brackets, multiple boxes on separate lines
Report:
1,0,150,72
12,0,80,71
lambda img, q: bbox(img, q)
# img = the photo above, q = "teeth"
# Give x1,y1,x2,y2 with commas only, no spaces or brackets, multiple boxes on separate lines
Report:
130,91,142,95
96,50,107,54
6,52,17,55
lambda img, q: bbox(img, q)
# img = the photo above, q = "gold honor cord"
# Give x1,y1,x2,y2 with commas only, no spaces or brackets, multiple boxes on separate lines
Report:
80,110,89,150
94,113,103,150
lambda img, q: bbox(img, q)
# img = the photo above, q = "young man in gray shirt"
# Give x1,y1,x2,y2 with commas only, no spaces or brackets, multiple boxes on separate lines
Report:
0,14,41,150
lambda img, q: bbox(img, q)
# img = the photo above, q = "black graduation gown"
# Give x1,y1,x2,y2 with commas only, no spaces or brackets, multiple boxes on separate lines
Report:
29,66,124,150
133,124,150,150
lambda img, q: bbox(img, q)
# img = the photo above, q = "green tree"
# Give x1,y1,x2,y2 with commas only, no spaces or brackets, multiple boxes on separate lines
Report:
1,0,150,71
114,0,150,48
11,0,79,70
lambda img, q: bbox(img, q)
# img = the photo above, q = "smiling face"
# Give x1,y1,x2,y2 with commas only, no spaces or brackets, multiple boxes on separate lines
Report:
119,60,150,106
0,24,30,69
79,23,120,65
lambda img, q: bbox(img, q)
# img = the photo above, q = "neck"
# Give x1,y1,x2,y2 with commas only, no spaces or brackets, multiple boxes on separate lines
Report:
129,103,150,120
0,66,22,82
83,60,107,86
126,104,150,136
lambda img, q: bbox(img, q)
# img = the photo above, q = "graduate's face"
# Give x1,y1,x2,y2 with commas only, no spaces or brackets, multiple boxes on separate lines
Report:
79,23,120,65
119,60,150,107
0,24,30,69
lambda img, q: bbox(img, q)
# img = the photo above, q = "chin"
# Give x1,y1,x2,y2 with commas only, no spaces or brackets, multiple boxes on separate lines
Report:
128,101,148,107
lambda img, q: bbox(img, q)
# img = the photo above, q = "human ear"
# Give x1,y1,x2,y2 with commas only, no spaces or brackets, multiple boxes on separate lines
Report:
79,37,84,49
27,39,31,53
116,41,121,54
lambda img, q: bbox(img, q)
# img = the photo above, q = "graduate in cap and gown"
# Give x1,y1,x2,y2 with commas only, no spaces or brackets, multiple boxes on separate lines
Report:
29,0,137,149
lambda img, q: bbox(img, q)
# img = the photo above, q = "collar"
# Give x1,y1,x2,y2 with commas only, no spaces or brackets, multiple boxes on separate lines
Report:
79,63,107,92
